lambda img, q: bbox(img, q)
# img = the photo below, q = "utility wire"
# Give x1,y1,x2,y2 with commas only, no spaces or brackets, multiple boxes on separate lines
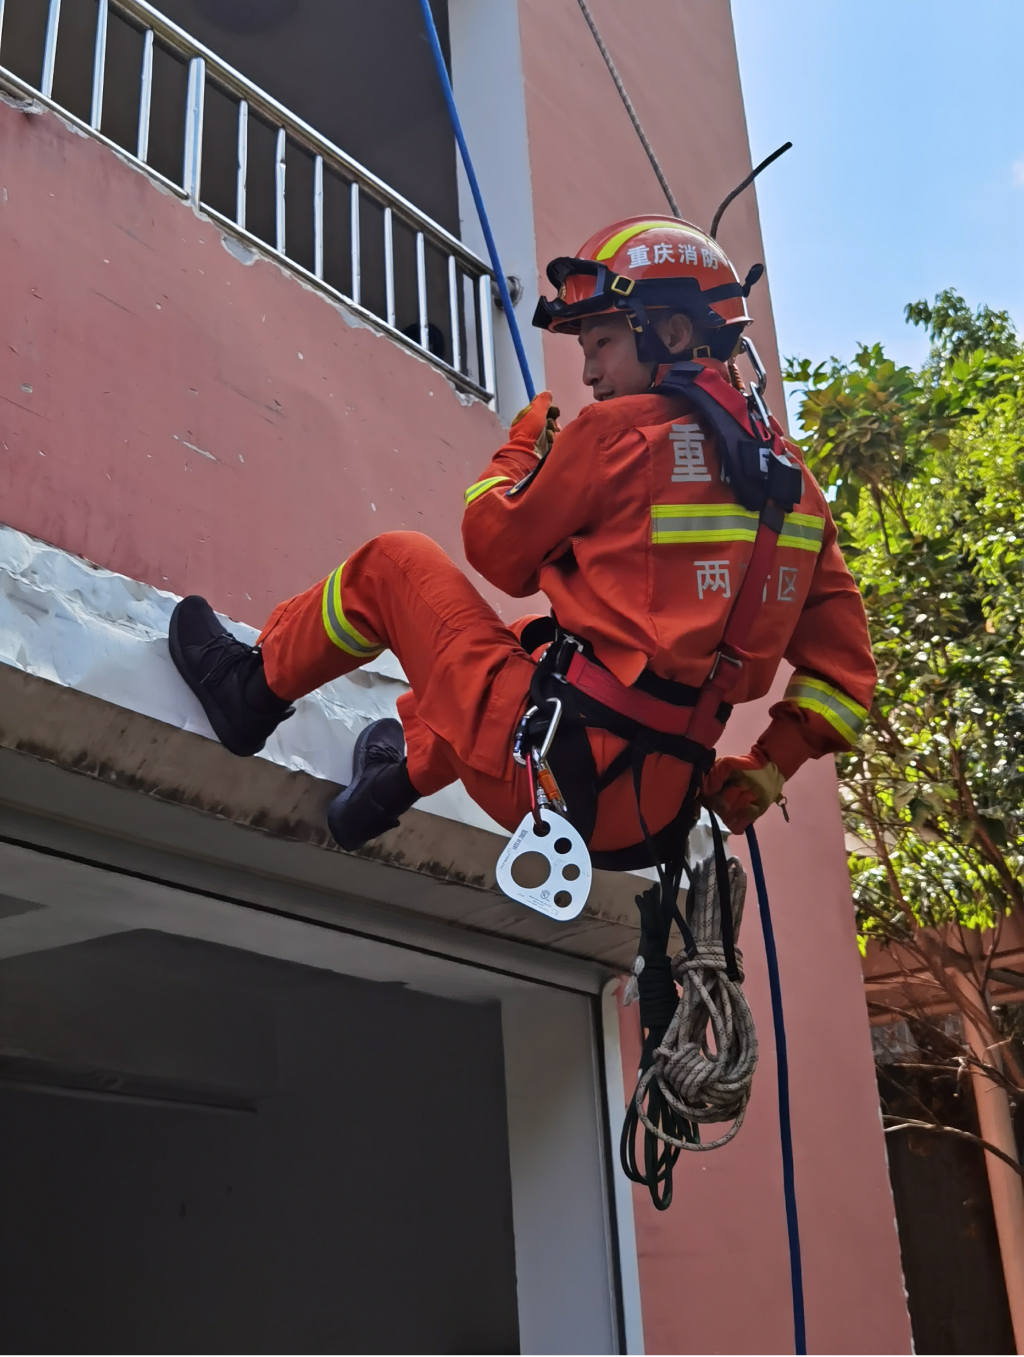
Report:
576,1,793,244
710,142,792,240
575,0,682,219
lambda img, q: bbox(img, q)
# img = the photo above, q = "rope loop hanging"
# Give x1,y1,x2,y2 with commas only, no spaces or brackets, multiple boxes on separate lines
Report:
635,851,758,1151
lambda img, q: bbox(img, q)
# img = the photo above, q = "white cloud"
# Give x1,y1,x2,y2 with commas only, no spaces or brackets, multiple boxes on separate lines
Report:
1012,159,1024,188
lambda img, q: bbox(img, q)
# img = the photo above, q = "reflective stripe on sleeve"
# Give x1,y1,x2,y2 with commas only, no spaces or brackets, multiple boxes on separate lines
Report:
464,475,513,507
784,675,869,745
321,563,383,658
651,503,824,552
777,511,825,553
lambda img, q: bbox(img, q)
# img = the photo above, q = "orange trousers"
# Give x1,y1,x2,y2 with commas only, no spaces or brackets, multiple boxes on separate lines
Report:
258,531,691,852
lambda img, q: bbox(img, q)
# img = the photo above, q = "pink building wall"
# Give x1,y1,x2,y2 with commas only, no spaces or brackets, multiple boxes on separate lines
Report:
0,102,507,630
0,0,911,1347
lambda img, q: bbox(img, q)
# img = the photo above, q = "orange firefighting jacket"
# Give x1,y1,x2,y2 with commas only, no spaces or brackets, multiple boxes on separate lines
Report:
462,361,876,781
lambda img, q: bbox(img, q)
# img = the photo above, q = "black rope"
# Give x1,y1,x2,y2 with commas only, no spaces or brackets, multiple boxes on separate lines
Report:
618,762,702,1210
619,885,696,1209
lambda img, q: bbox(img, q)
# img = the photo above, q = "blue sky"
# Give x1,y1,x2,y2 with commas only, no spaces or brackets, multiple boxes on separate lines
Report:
731,0,1024,380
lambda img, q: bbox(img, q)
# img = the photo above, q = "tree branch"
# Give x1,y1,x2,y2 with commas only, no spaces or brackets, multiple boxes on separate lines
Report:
951,745,1024,912
883,1117,1024,1178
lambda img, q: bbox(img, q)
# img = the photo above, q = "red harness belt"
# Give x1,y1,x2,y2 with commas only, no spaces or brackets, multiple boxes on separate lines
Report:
564,651,694,735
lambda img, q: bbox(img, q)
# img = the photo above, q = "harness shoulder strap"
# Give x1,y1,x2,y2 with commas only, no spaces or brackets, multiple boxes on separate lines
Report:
653,362,803,514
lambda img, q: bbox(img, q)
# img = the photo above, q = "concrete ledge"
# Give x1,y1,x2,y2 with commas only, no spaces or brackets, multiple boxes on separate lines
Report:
0,664,642,969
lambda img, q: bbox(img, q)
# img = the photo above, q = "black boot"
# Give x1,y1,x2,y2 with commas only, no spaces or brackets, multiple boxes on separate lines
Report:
168,595,294,756
327,718,419,851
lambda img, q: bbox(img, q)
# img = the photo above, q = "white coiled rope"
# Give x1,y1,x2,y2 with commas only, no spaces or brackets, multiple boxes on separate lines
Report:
636,852,759,1150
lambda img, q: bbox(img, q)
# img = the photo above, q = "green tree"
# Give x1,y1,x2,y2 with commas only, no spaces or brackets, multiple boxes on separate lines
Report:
784,293,1024,1173
905,287,1019,365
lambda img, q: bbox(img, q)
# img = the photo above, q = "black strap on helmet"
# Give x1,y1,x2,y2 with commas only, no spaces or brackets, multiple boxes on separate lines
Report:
532,257,765,345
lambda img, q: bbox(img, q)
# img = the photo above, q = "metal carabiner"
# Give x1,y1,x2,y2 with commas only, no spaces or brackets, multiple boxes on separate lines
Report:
533,697,563,764
514,696,564,767
513,704,538,767
526,753,545,829
516,697,565,824
741,336,773,440
742,335,769,397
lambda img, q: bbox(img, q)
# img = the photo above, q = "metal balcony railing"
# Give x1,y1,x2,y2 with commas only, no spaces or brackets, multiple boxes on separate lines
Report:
0,0,497,402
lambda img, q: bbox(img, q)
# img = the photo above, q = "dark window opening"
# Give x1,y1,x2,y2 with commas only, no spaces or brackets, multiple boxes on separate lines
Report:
159,0,459,236
879,1059,1016,1354
0,928,520,1353
0,0,50,92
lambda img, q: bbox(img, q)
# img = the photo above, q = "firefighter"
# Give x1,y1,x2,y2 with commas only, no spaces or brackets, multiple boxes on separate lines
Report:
168,216,875,860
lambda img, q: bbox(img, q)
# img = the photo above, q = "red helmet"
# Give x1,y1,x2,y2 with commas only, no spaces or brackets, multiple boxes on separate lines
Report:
533,215,763,359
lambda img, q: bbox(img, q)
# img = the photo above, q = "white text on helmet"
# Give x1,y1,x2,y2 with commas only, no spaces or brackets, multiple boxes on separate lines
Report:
625,241,702,270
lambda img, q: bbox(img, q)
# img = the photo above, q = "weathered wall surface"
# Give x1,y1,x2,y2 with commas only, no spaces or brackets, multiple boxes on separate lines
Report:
0,95,509,633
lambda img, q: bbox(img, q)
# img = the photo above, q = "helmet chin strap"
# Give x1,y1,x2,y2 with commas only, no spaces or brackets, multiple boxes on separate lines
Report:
624,298,679,365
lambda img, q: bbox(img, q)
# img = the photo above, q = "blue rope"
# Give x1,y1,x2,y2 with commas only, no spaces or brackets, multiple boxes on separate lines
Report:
417,0,536,401
746,825,807,1354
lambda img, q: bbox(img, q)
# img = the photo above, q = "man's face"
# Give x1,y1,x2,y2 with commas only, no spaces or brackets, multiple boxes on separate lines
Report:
579,314,652,400
578,311,696,399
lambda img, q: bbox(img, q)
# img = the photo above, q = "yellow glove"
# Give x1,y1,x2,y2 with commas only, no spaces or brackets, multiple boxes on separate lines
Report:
510,390,561,459
703,750,786,833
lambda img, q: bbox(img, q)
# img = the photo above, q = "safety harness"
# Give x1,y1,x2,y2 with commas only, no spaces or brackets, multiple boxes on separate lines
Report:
513,355,803,1207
